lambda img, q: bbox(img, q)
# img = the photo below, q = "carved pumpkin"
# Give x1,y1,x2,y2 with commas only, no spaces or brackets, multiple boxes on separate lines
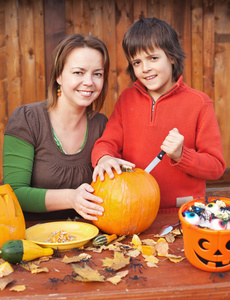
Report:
91,168,160,235
179,197,230,272
0,184,26,249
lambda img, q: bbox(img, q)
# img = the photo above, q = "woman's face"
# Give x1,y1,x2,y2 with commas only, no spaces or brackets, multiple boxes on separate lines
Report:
57,47,104,109
131,47,175,100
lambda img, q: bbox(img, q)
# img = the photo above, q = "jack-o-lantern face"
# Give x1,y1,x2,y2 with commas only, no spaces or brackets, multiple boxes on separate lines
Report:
179,197,230,272
189,230,230,271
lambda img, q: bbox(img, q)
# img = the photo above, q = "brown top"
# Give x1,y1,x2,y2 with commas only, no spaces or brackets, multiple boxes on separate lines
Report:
5,100,107,220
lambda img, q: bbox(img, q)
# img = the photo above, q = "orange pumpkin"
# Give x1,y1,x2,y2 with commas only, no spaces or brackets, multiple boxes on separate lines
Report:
91,168,160,235
0,184,26,249
179,197,230,272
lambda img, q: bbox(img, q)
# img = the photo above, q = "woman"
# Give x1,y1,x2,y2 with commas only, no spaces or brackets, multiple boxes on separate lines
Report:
3,34,110,220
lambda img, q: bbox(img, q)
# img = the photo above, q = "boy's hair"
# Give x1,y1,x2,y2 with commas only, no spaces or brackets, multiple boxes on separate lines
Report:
122,17,186,82
47,34,110,117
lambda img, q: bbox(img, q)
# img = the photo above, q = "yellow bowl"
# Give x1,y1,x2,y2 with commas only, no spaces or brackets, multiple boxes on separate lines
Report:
25,221,99,250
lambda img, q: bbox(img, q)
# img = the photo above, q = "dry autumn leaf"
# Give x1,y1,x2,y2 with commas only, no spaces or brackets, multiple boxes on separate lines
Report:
165,254,186,263
62,253,91,263
72,264,105,282
0,278,14,290
101,252,130,271
164,233,175,243
10,284,26,292
127,249,140,258
155,238,169,256
31,267,49,274
106,270,129,285
144,255,159,268
142,239,157,246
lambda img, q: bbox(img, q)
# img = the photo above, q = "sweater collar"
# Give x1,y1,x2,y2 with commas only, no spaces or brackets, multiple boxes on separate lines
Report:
133,75,184,99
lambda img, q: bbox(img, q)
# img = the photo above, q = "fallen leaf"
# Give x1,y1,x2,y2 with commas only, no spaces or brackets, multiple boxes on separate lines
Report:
62,253,91,263
10,284,26,292
127,249,140,258
165,233,175,243
172,228,182,236
101,252,130,271
144,255,159,264
142,239,157,246
72,264,105,282
107,270,129,285
165,254,186,263
0,278,14,290
20,262,39,272
155,239,169,256
144,255,159,268
31,267,49,274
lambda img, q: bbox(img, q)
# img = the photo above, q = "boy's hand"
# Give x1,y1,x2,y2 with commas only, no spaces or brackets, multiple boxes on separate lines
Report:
161,128,184,162
92,155,135,182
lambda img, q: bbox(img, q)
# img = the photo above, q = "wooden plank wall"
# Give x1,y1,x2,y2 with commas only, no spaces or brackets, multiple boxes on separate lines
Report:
0,0,230,184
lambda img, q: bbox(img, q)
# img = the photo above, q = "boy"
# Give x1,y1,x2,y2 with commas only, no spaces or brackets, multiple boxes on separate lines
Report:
91,17,225,213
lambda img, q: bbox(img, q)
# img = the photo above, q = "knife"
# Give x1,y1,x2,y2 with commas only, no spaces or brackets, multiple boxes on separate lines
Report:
144,150,166,173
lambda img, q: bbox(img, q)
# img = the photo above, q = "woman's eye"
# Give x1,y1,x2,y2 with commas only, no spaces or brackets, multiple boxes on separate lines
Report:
74,71,82,75
94,73,103,77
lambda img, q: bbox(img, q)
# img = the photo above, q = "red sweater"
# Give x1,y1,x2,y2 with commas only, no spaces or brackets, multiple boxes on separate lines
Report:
92,76,225,213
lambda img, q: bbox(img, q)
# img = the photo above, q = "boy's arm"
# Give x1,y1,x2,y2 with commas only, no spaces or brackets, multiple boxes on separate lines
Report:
171,103,225,180
3,135,47,212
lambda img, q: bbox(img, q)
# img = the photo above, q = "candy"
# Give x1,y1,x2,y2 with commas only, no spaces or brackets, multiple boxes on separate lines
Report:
210,218,226,230
184,211,200,225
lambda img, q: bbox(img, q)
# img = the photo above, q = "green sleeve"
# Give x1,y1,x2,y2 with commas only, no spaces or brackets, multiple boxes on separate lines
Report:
3,135,48,212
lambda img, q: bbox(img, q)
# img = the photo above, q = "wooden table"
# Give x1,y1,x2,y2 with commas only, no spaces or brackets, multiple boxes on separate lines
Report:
1,213,230,300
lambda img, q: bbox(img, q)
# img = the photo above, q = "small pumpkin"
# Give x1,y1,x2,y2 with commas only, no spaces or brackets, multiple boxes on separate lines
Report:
0,184,26,249
91,167,160,235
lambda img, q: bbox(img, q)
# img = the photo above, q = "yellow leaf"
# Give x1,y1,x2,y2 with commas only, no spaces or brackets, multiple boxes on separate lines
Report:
72,264,105,282
155,239,169,256
31,267,49,274
62,253,91,263
127,249,140,258
106,270,129,285
0,278,14,290
142,239,157,246
144,255,159,264
165,254,186,263
101,252,130,271
10,285,26,292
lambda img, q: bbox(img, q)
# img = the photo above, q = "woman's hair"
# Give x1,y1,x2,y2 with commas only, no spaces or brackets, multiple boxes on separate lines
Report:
47,34,110,117
122,17,186,82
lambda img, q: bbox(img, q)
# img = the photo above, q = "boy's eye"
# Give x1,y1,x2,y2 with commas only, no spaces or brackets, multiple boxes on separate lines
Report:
151,56,158,61
133,61,140,66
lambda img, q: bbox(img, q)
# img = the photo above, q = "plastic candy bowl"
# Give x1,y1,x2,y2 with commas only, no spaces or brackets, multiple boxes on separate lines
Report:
178,197,230,272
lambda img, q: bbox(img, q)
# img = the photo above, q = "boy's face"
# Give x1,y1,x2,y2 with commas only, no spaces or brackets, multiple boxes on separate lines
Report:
130,47,175,100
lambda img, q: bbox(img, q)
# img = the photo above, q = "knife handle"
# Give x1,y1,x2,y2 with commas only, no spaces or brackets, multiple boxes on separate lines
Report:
157,150,166,160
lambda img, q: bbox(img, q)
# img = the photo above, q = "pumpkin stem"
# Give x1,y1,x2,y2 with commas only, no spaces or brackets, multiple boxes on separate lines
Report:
121,165,134,172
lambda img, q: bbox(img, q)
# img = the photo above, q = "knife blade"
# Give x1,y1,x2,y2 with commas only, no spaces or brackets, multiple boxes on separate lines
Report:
144,150,166,173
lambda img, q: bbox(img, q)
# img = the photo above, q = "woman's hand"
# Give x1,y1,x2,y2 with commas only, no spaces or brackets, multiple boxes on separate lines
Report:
161,128,184,162
70,183,104,221
92,155,135,182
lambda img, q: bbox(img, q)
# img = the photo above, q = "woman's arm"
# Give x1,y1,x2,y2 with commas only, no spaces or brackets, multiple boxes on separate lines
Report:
3,135,47,212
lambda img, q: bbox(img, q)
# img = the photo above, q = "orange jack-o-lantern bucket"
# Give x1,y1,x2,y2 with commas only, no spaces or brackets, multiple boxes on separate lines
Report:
179,197,230,272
